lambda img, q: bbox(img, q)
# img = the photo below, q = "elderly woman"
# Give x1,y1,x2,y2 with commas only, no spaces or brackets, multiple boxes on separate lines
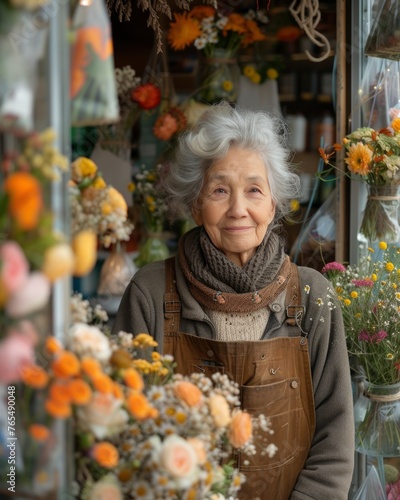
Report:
113,103,354,499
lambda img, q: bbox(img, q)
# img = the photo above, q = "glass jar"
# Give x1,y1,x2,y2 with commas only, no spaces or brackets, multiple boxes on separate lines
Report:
354,380,400,457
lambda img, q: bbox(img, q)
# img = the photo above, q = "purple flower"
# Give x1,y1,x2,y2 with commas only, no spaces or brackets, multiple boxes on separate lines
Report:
351,279,374,287
358,330,371,342
387,479,400,500
321,262,346,274
371,330,388,343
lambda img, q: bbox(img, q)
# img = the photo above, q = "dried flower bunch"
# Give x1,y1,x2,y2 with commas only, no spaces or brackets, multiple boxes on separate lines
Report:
167,5,269,56
70,156,134,248
322,241,400,385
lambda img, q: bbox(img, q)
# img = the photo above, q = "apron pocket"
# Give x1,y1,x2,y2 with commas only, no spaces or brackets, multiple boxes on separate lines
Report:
239,378,305,469
184,358,225,378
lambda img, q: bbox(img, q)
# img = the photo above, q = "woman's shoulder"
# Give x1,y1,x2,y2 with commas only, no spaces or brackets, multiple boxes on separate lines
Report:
296,264,332,293
131,260,167,286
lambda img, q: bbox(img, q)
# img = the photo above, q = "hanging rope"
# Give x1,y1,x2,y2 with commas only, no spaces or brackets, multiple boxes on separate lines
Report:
289,0,332,62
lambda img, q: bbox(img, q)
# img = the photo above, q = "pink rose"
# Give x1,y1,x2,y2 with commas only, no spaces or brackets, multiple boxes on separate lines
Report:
0,241,29,294
160,435,198,483
6,271,50,318
88,477,123,500
0,322,38,383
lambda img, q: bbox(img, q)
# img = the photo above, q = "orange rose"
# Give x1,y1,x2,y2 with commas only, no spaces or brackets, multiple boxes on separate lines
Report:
123,367,144,391
173,381,202,407
229,410,252,448
126,391,152,420
51,351,80,378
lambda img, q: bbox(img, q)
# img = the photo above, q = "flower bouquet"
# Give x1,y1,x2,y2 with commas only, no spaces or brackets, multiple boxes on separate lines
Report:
70,156,134,251
322,242,400,456
319,118,400,242
13,291,276,499
167,5,269,104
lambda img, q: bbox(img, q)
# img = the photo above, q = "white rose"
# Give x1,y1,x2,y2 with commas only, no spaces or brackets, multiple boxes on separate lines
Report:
68,322,111,362
76,392,128,439
159,435,199,489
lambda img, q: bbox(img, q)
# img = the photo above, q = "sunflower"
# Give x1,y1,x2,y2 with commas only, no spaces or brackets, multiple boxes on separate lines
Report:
167,12,202,51
344,142,373,176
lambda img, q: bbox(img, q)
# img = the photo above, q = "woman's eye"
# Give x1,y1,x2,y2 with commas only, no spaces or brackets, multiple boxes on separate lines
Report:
250,187,262,193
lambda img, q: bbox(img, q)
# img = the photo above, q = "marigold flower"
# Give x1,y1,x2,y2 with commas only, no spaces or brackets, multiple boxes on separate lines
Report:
21,364,49,389
81,357,102,378
45,337,63,356
51,351,80,378
67,378,92,405
92,373,114,394
126,391,153,420
4,172,43,230
45,398,71,419
92,442,119,468
379,241,388,250
49,380,72,404
29,424,50,442
124,367,144,391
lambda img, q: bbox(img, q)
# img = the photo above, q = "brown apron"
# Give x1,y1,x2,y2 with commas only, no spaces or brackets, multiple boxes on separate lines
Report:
163,258,316,500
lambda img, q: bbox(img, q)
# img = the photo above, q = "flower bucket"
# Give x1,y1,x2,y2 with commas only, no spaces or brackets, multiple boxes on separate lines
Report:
134,218,169,268
354,380,400,457
360,184,400,243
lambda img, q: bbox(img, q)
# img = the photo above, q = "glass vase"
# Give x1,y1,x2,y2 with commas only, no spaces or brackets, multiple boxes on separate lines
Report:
134,219,169,268
97,243,137,297
196,47,241,105
360,184,400,243
354,380,400,457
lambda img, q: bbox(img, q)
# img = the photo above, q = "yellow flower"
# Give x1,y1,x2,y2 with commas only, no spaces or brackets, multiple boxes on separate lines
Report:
71,229,97,277
387,353,394,360
290,199,300,212
392,117,400,133
41,243,75,283
371,273,378,281
386,262,395,272
72,157,97,182
266,68,279,80
250,73,261,84
344,142,372,176
344,299,351,306
92,176,106,189
222,80,234,91
350,291,358,298
128,182,136,193
167,12,202,50
379,241,388,250
367,247,375,253
243,65,256,77
102,202,112,215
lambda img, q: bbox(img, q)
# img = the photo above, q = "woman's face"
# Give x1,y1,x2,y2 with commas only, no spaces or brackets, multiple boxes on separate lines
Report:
192,147,276,267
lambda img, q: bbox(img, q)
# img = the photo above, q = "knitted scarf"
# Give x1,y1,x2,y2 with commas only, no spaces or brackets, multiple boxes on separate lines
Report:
179,226,292,313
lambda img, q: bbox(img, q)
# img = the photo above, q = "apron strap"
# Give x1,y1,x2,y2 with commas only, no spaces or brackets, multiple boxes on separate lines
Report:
286,263,305,326
164,257,181,334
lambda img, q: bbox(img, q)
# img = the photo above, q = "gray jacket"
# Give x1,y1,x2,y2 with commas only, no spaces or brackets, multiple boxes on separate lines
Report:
113,257,355,500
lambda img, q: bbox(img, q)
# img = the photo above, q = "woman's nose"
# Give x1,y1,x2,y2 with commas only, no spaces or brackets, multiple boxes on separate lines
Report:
227,193,247,217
